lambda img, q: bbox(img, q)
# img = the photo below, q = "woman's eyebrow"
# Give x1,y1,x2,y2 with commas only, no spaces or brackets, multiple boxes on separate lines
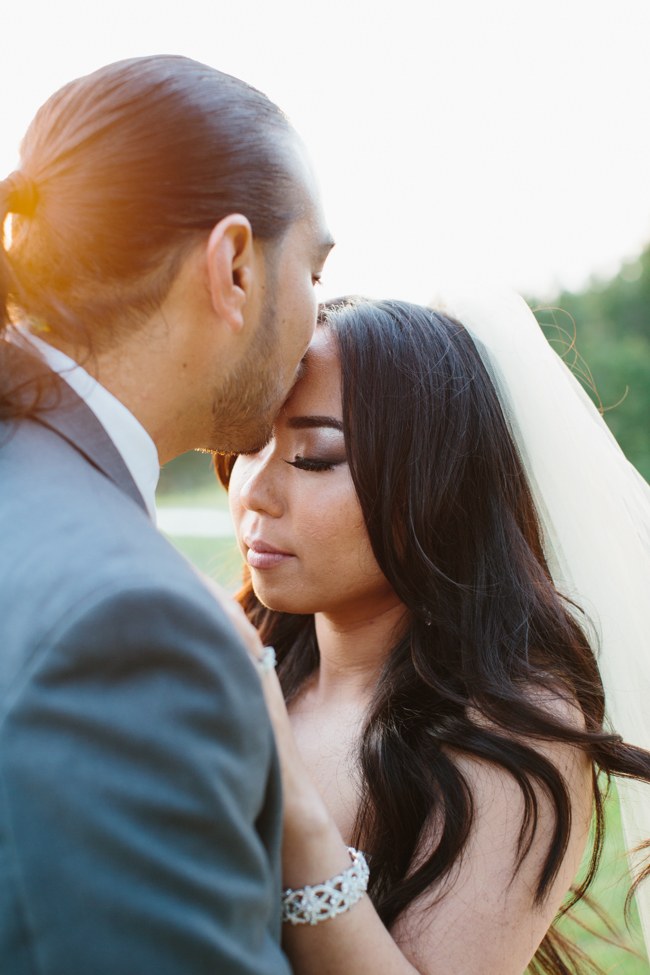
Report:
286,415,344,432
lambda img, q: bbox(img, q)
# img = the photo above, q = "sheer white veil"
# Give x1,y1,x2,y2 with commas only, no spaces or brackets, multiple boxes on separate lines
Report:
431,287,650,948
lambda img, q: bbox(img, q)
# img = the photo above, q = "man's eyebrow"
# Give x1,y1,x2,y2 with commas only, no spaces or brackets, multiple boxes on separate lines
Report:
286,415,344,432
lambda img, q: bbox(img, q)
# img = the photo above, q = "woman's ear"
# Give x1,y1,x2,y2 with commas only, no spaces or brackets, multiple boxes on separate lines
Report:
205,214,255,333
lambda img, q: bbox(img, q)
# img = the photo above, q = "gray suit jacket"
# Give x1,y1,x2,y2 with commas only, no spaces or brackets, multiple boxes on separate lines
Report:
0,350,290,974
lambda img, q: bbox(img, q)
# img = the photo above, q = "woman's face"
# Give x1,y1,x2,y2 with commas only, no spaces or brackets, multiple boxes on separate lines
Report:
229,329,401,620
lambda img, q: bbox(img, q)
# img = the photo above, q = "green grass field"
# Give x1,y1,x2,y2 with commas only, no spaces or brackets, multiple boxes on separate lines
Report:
166,534,243,590
160,483,648,973
556,785,649,973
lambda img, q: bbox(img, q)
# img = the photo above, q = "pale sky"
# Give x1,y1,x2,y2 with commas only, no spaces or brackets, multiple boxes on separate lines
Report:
2,0,650,301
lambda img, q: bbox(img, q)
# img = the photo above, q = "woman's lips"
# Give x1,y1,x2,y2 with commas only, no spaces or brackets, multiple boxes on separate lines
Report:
245,539,295,570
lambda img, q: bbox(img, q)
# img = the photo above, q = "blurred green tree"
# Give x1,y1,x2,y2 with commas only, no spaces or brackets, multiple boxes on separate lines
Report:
531,244,650,481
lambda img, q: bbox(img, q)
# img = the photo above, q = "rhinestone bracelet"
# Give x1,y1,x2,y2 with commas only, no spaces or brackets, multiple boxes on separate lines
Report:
281,846,370,926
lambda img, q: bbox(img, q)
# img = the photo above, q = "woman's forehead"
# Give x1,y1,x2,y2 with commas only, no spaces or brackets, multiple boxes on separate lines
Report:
282,329,342,417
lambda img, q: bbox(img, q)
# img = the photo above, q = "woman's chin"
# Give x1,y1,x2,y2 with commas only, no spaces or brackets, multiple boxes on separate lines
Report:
254,588,318,616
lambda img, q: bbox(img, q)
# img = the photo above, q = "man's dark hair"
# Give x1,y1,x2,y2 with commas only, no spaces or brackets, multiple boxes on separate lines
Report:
0,55,302,360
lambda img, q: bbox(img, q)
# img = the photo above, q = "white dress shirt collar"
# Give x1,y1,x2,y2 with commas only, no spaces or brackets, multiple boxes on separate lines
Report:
20,330,160,520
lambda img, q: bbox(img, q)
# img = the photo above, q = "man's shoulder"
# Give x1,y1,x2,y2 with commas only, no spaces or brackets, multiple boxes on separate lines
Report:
0,416,237,695
1,431,186,604
1,410,188,585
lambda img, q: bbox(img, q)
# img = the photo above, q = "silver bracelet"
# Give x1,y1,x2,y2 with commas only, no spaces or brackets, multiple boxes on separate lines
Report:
281,847,370,926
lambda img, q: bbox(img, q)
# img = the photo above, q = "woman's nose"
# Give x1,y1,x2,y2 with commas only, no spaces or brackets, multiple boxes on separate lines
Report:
236,451,284,518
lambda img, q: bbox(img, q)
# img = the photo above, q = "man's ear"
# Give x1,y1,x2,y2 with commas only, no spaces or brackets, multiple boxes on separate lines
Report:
205,214,256,333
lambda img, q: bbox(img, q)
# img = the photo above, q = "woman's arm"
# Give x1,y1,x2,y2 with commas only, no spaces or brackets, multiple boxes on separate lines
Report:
261,667,593,975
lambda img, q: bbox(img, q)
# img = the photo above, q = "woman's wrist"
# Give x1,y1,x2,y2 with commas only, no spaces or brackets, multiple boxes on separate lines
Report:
281,789,353,889
282,847,370,926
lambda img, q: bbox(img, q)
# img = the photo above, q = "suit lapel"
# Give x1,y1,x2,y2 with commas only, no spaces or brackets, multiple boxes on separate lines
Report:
36,385,149,514
6,342,149,515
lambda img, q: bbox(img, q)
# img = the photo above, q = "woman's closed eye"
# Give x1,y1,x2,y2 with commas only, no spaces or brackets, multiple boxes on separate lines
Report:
285,455,344,472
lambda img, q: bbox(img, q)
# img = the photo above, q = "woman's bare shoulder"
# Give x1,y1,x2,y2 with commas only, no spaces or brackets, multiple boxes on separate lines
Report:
391,684,593,975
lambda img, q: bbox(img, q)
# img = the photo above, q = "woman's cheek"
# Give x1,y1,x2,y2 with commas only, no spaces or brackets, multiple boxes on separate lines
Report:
302,491,367,561
227,485,244,542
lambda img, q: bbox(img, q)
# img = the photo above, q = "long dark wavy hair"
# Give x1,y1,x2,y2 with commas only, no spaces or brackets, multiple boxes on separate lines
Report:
216,297,650,974
0,55,302,422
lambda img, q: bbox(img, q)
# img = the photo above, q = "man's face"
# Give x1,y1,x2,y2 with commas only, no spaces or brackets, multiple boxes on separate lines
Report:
210,172,333,455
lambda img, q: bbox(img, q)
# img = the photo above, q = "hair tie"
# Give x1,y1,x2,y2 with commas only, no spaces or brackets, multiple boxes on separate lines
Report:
0,171,39,219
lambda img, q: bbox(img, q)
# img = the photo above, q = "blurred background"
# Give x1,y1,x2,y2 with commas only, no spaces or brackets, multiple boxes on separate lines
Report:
3,0,649,966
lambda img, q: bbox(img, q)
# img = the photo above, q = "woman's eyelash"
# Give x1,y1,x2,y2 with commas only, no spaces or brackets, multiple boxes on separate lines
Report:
285,456,335,472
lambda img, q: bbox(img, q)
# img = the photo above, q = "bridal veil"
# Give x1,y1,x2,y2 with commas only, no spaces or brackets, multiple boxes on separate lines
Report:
433,287,650,949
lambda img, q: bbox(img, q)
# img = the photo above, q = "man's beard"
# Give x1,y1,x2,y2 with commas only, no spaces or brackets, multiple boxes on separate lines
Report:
207,291,284,455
